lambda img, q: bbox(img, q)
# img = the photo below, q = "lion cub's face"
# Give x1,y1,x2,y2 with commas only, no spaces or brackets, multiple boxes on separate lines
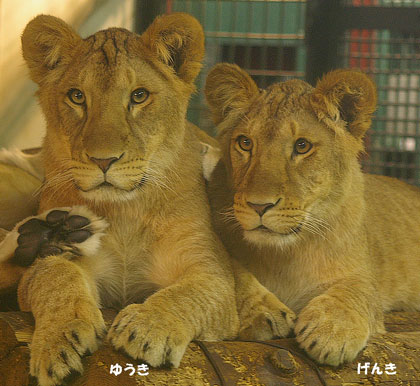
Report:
50,34,187,202
22,14,204,203
227,103,339,247
205,65,376,248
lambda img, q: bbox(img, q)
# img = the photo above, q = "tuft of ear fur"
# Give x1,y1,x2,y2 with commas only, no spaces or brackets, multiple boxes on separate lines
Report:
311,69,377,139
205,63,259,125
141,13,204,85
21,15,81,85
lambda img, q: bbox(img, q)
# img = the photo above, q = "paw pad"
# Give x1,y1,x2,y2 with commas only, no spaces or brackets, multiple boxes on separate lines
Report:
12,210,92,267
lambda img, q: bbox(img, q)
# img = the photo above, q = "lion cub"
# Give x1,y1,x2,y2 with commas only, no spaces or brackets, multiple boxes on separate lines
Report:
0,14,240,386
204,64,420,366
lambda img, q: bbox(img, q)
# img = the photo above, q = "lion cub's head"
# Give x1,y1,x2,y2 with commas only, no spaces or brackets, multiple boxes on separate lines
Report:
205,64,376,248
22,13,204,203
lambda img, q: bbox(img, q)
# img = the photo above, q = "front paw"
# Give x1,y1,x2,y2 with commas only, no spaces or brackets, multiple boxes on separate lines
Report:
108,304,192,368
10,205,107,267
239,292,296,340
295,295,370,366
30,314,106,386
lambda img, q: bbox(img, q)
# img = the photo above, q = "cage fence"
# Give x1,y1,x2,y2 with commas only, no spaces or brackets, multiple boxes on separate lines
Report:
335,0,420,185
156,0,420,186
165,0,306,135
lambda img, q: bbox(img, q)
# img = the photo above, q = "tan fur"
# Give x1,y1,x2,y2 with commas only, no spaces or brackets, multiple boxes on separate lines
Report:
205,63,420,366
0,162,41,230
0,15,240,386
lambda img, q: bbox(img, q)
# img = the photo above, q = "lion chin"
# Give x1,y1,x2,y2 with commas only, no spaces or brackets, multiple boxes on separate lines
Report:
77,182,143,203
243,225,302,248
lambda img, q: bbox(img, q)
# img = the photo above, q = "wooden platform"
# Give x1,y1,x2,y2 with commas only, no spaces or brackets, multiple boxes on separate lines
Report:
1,310,419,385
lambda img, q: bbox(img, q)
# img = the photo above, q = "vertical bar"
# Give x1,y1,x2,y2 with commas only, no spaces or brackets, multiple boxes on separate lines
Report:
228,0,237,64
244,1,253,80
305,0,343,85
261,0,269,88
198,0,207,131
135,0,167,34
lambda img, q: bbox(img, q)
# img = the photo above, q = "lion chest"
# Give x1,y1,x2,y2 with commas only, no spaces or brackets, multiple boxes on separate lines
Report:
245,247,343,313
90,224,159,308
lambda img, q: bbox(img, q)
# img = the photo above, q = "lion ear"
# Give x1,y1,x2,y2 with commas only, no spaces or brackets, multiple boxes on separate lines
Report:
205,63,259,125
21,15,82,85
141,13,204,85
312,69,377,139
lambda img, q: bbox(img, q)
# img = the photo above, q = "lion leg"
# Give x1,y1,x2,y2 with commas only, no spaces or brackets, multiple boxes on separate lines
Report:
233,260,296,340
18,256,106,386
107,268,239,368
107,224,239,368
14,206,108,386
295,277,384,366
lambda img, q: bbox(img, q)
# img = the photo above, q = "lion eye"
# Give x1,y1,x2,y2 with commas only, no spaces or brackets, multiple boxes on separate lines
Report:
237,136,253,152
294,138,312,155
68,89,85,105
131,88,149,104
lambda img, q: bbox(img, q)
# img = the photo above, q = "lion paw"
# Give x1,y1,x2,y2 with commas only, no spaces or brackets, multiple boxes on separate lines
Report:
239,294,296,340
108,304,192,368
295,295,370,366
7,206,107,267
30,314,106,386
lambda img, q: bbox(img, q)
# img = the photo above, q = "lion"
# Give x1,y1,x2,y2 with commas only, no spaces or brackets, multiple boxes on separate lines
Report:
0,14,244,386
203,63,420,366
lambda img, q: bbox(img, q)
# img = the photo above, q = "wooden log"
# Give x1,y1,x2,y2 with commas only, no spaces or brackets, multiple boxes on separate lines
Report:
0,311,419,385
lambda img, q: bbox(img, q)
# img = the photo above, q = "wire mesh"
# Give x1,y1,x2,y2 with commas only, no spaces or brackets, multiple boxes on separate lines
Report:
338,0,420,185
166,0,306,135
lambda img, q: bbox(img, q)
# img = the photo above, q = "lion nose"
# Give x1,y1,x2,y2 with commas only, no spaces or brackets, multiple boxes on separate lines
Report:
247,201,277,216
88,155,120,173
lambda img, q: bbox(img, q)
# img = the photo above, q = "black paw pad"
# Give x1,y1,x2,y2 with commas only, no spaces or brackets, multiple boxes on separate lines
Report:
18,228,51,247
18,218,47,234
46,210,68,225
65,230,92,243
12,245,39,267
65,215,90,230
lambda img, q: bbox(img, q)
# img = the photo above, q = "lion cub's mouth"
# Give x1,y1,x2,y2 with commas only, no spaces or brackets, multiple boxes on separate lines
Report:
98,181,114,188
77,177,147,193
253,224,302,236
